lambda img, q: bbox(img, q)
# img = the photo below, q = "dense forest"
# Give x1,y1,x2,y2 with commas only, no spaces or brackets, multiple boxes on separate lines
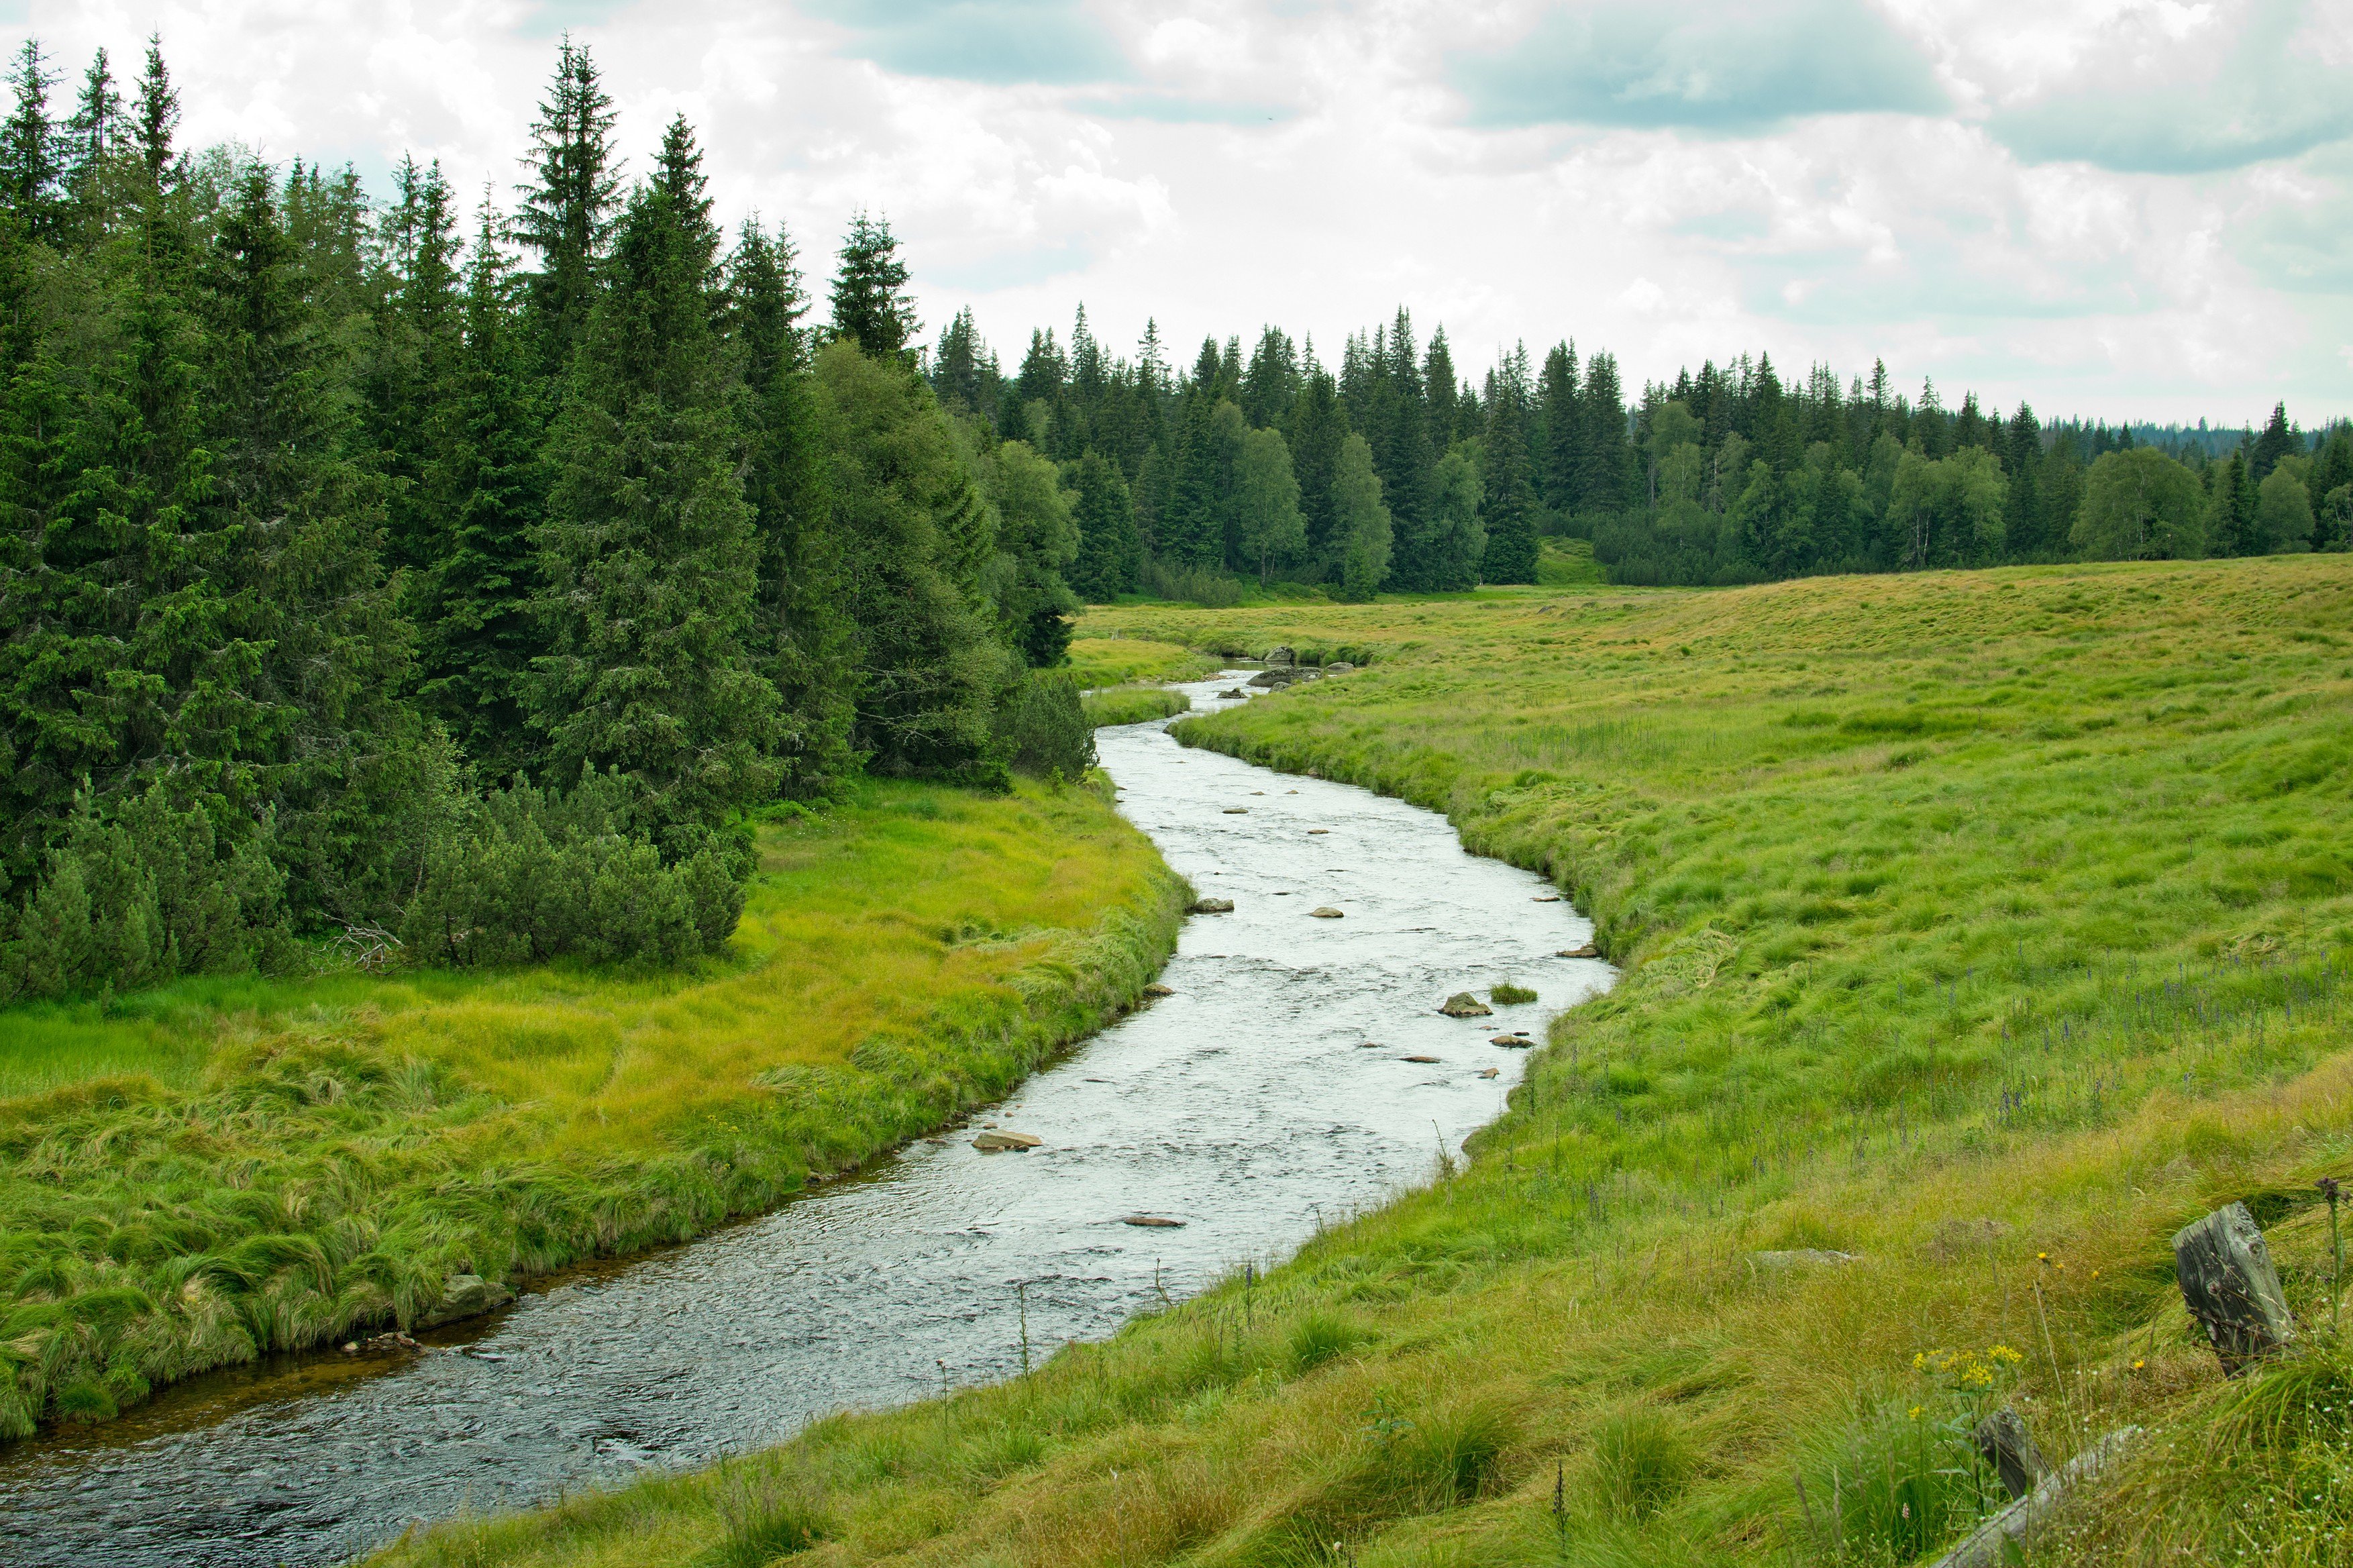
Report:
3,34,2345,1005
942,313,2353,598
0,37,1094,1002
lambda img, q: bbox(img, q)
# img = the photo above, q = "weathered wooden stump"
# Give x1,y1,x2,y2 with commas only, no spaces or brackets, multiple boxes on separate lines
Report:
1930,1428,2140,1568
1972,1406,2048,1501
2173,1200,2296,1373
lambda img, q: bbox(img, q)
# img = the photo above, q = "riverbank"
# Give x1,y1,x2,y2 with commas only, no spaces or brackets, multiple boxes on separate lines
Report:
0,778,1184,1439
370,556,2353,1568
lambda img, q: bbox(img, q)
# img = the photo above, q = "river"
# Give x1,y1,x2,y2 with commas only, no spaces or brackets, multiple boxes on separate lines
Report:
0,672,1613,1567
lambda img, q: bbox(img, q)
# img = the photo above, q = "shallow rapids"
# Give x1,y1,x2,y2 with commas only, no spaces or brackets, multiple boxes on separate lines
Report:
0,672,1614,1567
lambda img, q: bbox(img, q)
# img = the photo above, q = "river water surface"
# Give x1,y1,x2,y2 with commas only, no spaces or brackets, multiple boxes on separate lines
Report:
1,672,1612,1567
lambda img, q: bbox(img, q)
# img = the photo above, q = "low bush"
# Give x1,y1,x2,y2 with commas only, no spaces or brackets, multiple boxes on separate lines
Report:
996,672,1098,780
398,770,747,969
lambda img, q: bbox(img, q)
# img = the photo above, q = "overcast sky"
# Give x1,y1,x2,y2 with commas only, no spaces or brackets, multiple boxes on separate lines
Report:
12,0,2351,427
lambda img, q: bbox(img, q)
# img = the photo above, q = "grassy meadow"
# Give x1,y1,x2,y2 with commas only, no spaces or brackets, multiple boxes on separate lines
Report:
376,556,2353,1568
1065,635,1223,690
0,780,1184,1436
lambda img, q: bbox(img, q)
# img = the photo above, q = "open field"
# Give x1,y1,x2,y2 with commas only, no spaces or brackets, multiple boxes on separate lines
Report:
0,781,1184,1436
376,556,2353,1567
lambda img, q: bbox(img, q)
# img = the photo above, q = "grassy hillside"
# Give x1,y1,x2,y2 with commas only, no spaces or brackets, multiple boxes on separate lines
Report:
0,780,1184,1437
380,558,2353,1568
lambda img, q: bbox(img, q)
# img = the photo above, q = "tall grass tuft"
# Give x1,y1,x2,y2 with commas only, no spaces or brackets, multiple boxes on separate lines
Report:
700,1463,833,1567
1588,1407,1698,1522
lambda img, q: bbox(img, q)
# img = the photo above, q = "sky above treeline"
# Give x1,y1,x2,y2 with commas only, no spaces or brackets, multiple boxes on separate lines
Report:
13,1,2352,428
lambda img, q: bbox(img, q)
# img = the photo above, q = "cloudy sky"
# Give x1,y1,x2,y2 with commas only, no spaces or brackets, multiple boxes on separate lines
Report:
13,0,2351,425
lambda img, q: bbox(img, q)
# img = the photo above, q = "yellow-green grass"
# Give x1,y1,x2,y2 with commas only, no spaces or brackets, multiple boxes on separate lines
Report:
1063,634,1222,690
380,557,2353,1567
1082,685,1192,727
1537,536,1607,588
0,780,1185,1436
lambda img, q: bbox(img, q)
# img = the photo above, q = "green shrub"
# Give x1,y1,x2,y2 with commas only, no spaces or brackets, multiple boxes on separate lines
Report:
1491,982,1538,1005
0,785,296,1004
398,771,745,968
995,672,1097,781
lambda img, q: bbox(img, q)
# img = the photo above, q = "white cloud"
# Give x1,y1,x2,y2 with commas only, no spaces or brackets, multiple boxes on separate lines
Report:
5,0,2347,424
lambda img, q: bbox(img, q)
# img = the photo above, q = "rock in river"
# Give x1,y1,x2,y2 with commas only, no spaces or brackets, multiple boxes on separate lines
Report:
1402,1055,1441,1064
1558,943,1600,959
1141,982,1174,998
1489,1035,1534,1048
1309,906,1345,919
1224,806,1249,814
1188,897,1235,914
1122,1214,1186,1228
417,1273,516,1329
1439,992,1493,1017
973,1130,1042,1153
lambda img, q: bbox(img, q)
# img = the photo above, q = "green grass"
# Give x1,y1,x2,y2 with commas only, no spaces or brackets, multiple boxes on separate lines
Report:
373,556,2353,1568
1082,684,1192,727
0,778,1184,1437
1063,633,1222,689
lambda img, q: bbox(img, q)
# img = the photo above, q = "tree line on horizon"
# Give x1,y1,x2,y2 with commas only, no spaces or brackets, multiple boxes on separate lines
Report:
932,309,2353,598
0,36,1092,1002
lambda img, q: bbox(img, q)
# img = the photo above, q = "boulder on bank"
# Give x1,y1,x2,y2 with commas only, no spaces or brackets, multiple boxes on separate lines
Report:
1439,992,1493,1018
973,1130,1042,1152
417,1273,516,1329
1558,943,1600,959
1141,982,1174,998
1265,645,1296,668
1188,897,1235,914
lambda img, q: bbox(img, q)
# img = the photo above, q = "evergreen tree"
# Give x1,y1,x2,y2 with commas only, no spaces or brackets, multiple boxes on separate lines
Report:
63,49,123,243
2249,402,2299,481
2209,452,2261,556
1160,390,1227,568
1068,450,1139,600
811,340,1003,774
1286,368,1347,576
132,36,177,191
513,36,620,374
369,155,463,574
729,217,851,796
530,168,779,851
830,213,917,359
1538,341,1580,515
1,40,62,238
1480,353,1540,584
1240,325,1298,429
932,306,991,417
414,211,544,777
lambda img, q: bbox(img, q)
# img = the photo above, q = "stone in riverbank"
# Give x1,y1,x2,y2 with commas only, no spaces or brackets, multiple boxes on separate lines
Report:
417,1274,515,1329
1188,897,1235,914
1558,943,1600,958
973,1130,1042,1152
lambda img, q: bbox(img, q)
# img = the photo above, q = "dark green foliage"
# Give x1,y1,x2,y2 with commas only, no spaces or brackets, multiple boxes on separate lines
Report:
829,213,915,360
813,340,1004,774
2,784,293,1003
412,211,543,776
512,36,619,375
399,770,743,968
994,671,1096,782
1479,350,1540,584
1068,450,1141,600
530,176,780,853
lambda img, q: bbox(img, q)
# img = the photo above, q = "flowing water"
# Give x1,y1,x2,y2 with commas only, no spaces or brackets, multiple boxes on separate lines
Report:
1,672,1613,1567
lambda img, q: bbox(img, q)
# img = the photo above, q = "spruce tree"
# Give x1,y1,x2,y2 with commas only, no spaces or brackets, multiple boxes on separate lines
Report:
830,213,917,359
132,36,177,191
0,41,61,238
513,36,620,375
1538,341,1580,514
1481,354,1540,583
63,49,122,244
414,211,544,776
730,217,852,796
1161,390,1226,568
368,156,463,574
2249,402,2298,481
1068,450,1139,600
1286,368,1347,576
531,170,778,849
